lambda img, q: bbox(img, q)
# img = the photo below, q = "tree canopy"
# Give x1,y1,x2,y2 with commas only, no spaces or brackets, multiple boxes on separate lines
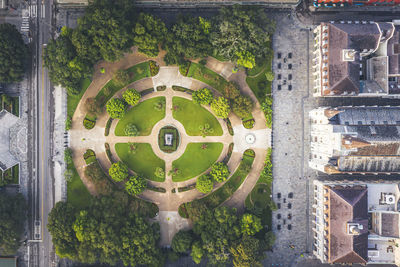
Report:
211,97,230,119
232,96,253,119
108,161,129,182
196,174,214,193
106,98,127,119
125,175,146,196
171,230,193,253
0,192,26,255
209,162,230,183
192,88,213,106
0,23,28,83
122,88,141,106
48,196,163,266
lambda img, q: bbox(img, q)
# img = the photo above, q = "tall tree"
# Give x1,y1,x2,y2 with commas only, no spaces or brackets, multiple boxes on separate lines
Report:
0,23,28,83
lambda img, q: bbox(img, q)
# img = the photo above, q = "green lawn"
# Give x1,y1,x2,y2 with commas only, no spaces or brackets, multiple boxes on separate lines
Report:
115,143,165,182
115,97,166,136
67,77,92,118
95,61,151,107
67,162,92,209
246,52,273,103
187,63,228,94
172,142,223,182
172,97,222,136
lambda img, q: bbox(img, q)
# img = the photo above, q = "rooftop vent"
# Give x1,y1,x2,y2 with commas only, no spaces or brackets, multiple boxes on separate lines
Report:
342,49,356,62
347,223,363,235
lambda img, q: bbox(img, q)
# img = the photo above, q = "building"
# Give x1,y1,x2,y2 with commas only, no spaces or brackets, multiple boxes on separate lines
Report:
313,180,400,265
309,106,400,174
313,0,400,7
312,21,400,97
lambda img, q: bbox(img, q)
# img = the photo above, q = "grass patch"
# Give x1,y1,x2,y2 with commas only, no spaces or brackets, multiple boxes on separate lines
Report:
172,97,222,136
172,143,223,182
187,63,228,94
67,77,92,118
115,97,166,136
246,53,273,103
115,143,165,182
67,162,92,209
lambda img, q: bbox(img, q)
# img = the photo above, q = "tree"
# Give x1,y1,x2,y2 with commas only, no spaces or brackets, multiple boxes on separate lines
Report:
232,96,253,119
154,167,165,179
124,123,139,136
209,162,230,183
84,97,102,115
48,202,79,260
164,16,212,64
211,97,230,119
191,241,204,264
125,175,146,196
196,174,214,193
261,97,272,128
236,51,256,69
265,71,274,82
133,13,167,57
171,230,193,253
223,81,241,100
64,148,73,165
122,88,141,106
230,234,264,267
192,88,213,105
211,6,275,62
113,69,130,85
106,98,126,119
264,231,275,250
240,213,262,236
0,23,28,83
0,192,26,255
108,161,129,182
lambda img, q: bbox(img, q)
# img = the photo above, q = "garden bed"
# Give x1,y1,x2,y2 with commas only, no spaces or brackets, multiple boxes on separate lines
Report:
83,149,96,165
158,126,179,153
0,164,19,186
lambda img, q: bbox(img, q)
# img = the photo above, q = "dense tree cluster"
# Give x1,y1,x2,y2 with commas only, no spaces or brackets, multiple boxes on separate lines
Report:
0,23,28,83
211,97,230,119
122,88,141,106
192,88,213,105
48,196,163,266
106,98,127,119
108,161,129,182
173,206,274,266
125,175,146,196
195,174,214,193
0,192,26,255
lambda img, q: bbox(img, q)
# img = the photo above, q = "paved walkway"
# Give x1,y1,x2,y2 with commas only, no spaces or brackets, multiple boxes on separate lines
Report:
69,60,271,245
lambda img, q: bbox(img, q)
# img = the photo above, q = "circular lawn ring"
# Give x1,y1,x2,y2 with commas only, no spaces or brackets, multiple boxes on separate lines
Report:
158,126,180,153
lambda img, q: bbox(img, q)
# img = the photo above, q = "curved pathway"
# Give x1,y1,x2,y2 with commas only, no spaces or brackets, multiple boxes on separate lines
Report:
69,59,271,245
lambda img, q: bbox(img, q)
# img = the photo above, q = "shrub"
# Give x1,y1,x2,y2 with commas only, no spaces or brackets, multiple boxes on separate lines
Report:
192,88,213,105
100,67,105,74
196,174,214,194
198,123,214,137
140,88,155,97
105,143,113,163
243,119,255,129
261,97,272,128
223,81,241,100
226,118,234,136
156,85,166,91
122,88,141,106
265,71,274,82
209,162,230,183
179,61,191,76
65,115,72,131
83,117,95,130
108,161,129,182
172,85,193,94
199,58,207,65
106,98,127,119
113,69,130,85
232,95,253,119
104,118,112,136
171,230,193,253
149,60,160,76
154,167,165,179
125,175,147,196
125,123,139,136
64,148,73,165
153,98,165,111
211,97,230,119
240,213,262,236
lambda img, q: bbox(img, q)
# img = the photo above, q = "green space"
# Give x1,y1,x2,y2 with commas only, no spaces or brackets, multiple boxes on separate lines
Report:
115,97,165,136
95,61,151,108
1,94,19,116
115,143,165,182
158,126,179,153
66,161,92,209
246,53,273,103
187,63,228,94
172,143,223,182
67,78,92,118
172,97,222,136
0,164,19,186
190,151,254,209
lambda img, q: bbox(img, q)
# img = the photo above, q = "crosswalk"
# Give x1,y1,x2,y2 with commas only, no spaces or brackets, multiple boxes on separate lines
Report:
27,4,45,18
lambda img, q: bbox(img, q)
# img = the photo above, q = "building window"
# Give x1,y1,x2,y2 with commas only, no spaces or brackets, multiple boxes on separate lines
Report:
358,121,362,125
345,122,349,126
278,53,282,59
371,121,375,125
278,63,282,69
288,53,292,59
